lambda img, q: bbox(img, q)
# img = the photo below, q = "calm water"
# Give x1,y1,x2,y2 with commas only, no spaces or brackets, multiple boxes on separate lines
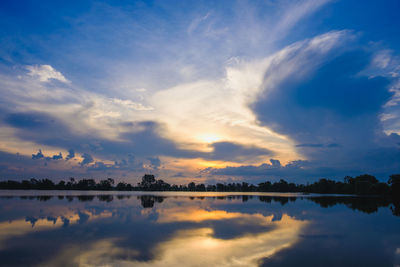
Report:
0,191,399,267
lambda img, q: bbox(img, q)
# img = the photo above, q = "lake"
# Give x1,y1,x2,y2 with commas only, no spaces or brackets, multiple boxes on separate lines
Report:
0,191,399,266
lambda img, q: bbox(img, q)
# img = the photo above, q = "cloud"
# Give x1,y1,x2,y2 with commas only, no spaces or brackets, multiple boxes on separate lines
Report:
113,154,136,168
149,30,353,167
270,159,281,167
296,143,340,148
171,172,185,178
80,153,94,166
66,149,75,160
112,98,153,111
202,159,314,181
52,153,63,160
87,161,109,171
0,0,336,181
5,113,49,129
272,0,332,38
3,30,395,181
208,142,273,162
202,31,400,182
87,154,148,173
147,157,161,169
0,1,399,182
26,65,69,83
32,149,44,160
1,110,275,169
249,35,399,179
202,158,381,183
0,150,87,180
296,144,324,148
187,12,211,34
32,150,62,161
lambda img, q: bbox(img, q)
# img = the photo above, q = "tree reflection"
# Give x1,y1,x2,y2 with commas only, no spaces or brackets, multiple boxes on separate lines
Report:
77,195,95,202
2,193,400,216
97,195,114,202
391,196,400,216
307,196,395,215
139,195,165,208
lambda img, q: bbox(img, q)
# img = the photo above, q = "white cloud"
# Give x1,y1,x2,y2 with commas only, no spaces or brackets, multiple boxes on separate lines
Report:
187,12,211,34
1,0,379,178
273,0,333,38
372,50,392,69
0,29,357,173
112,98,153,111
26,64,70,83
150,31,353,163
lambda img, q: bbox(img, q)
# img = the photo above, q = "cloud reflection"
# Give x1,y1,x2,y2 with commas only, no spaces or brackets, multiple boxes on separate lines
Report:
0,193,398,266
0,210,112,250
156,207,274,224
44,209,307,267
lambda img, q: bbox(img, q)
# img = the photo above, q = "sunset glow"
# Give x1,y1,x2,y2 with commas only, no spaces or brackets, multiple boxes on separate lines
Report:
0,0,399,184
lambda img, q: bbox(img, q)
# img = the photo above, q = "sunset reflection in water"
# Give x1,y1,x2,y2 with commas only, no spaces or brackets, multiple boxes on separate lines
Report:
0,192,398,266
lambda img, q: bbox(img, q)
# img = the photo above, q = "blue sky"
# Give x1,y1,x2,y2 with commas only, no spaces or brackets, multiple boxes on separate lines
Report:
0,0,399,183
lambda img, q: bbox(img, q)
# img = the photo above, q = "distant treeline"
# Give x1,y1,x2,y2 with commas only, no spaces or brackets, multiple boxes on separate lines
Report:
0,174,400,196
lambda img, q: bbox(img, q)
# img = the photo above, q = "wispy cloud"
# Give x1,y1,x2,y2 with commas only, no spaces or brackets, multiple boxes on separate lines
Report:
26,65,70,83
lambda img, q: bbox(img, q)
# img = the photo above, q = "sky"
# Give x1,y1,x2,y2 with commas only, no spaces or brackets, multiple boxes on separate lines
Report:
0,0,399,184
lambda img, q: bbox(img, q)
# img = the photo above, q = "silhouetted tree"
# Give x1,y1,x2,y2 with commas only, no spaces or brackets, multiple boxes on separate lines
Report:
98,178,114,190
1,173,400,198
139,174,156,189
389,174,400,196
188,182,196,191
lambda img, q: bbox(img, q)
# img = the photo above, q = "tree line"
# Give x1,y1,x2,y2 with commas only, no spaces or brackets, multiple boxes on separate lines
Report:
0,173,399,196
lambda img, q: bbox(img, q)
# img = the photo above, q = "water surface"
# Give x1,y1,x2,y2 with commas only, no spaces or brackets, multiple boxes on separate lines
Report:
0,191,399,266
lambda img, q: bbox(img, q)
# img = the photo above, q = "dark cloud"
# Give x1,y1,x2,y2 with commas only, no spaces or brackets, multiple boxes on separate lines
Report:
2,113,273,165
270,159,281,167
171,172,185,178
80,153,93,166
52,152,63,160
296,143,340,148
114,154,136,168
254,51,392,146
147,157,161,169
203,159,312,180
3,43,398,182
208,142,273,162
202,159,375,183
32,149,44,159
88,154,146,173
5,113,51,129
0,150,82,180
326,143,340,148
66,149,75,160
296,143,324,148
201,46,400,183
87,161,109,171
251,49,400,179
32,149,63,161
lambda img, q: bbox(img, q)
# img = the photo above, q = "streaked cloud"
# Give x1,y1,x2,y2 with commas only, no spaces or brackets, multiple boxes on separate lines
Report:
26,65,70,83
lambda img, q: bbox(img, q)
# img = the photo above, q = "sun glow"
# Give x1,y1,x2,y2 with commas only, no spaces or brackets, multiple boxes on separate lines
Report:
198,133,222,144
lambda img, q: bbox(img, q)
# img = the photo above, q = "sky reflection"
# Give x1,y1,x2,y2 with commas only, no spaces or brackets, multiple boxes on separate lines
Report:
0,192,398,266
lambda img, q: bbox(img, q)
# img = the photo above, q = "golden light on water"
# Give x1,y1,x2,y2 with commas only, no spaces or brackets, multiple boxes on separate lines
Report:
42,205,308,267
